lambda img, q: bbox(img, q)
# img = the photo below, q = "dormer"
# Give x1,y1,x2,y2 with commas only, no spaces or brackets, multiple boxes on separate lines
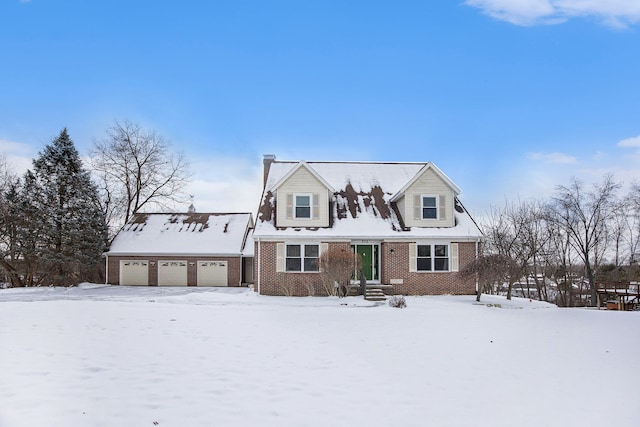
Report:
390,163,460,228
272,162,334,228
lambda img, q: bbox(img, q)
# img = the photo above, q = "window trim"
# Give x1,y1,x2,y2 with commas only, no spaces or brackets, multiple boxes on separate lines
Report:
416,243,449,272
294,193,313,219
421,194,439,220
285,243,320,272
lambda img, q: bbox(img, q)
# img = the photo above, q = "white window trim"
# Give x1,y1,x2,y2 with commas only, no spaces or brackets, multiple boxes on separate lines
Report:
415,243,450,272
284,243,320,272
421,194,439,220
294,193,313,219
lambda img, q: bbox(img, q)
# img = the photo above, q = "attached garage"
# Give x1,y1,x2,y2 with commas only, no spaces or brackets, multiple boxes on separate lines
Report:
120,260,149,286
158,261,188,286
107,212,254,287
197,261,228,286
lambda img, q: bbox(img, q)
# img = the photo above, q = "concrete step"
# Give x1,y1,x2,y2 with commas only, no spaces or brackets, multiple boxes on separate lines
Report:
365,288,386,301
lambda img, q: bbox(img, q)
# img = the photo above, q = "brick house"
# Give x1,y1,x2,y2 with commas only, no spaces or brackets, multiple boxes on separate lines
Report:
106,211,254,287
253,155,483,296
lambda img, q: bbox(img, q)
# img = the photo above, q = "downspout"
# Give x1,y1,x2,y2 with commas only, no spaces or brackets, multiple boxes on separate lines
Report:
105,254,109,285
257,237,261,294
475,240,479,295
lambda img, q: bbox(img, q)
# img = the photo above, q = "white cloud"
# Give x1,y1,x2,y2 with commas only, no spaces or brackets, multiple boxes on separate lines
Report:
182,156,264,215
617,135,640,148
0,139,35,174
528,151,577,164
465,0,640,28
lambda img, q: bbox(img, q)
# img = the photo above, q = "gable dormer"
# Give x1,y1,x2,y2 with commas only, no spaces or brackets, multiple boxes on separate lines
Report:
390,163,459,228
272,162,333,228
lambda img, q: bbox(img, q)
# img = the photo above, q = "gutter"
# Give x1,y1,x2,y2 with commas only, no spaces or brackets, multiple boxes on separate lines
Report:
256,237,261,294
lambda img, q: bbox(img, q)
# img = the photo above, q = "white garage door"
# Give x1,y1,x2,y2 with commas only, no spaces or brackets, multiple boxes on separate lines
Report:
197,261,228,287
158,261,188,286
120,260,149,286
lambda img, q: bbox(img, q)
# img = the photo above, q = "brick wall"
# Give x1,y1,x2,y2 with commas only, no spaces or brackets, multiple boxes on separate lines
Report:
255,240,478,296
382,241,477,295
255,241,352,296
107,255,243,287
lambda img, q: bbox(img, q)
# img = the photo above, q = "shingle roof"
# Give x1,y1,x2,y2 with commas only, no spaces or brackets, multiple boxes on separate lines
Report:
108,212,254,255
255,160,482,240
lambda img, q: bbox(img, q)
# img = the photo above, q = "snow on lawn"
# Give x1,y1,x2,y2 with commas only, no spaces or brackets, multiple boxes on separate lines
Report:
1,286,638,427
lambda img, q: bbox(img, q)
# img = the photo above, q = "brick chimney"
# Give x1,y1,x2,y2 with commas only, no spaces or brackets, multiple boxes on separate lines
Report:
263,154,276,189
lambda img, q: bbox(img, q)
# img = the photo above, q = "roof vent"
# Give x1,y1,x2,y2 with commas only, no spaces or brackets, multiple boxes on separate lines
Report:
454,199,464,213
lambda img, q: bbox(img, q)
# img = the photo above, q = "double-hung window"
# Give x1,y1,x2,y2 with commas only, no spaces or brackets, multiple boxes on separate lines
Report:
294,194,312,219
421,195,438,219
417,244,449,271
285,244,319,272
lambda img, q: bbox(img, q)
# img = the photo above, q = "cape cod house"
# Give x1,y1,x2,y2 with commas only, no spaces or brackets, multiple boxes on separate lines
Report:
106,211,254,287
253,155,483,296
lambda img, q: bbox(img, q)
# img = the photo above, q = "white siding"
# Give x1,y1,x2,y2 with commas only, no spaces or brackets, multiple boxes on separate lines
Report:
403,169,455,228
276,166,330,227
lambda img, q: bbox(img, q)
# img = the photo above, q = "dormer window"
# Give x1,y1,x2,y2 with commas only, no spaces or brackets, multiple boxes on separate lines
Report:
295,194,312,219
421,195,438,219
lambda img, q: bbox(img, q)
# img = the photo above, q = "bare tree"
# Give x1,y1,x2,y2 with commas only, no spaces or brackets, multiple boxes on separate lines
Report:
90,120,191,238
458,254,521,302
0,155,16,285
549,176,620,306
625,183,640,264
482,200,540,300
318,246,359,297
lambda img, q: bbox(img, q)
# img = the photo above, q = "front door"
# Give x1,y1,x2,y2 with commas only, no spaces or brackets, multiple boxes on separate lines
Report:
352,244,379,281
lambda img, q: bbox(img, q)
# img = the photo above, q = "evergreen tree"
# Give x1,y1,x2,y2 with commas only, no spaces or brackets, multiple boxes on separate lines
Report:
28,128,108,285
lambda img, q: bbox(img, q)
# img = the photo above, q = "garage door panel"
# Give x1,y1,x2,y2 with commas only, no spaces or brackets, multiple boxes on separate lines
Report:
158,261,188,286
197,261,228,286
120,260,149,286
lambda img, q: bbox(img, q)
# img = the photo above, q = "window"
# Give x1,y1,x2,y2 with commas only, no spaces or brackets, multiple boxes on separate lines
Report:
417,245,431,271
285,244,319,272
422,195,438,219
417,244,449,271
295,194,311,219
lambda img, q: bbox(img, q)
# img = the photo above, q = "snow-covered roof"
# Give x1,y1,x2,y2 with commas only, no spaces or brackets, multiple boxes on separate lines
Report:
108,212,254,256
255,160,483,240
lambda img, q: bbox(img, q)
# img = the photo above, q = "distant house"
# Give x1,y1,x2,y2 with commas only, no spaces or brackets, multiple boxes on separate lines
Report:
253,155,483,296
106,212,254,287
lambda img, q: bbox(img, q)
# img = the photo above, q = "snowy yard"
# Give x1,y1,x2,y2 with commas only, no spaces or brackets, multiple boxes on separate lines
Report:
1,285,638,427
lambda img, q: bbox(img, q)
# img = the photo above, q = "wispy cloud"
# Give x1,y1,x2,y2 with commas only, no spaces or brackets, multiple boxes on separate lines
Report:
528,151,577,164
617,135,640,148
0,139,33,155
465,0,640,28
0,139,34,174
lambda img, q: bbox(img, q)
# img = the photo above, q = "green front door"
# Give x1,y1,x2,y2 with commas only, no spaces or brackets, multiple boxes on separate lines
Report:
352,244,379,281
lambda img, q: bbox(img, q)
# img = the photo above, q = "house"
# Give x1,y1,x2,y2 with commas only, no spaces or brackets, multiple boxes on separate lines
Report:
253,155,483,296
106,211,254,287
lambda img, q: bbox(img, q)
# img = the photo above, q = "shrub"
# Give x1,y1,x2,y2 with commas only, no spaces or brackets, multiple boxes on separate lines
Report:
388,295,407,308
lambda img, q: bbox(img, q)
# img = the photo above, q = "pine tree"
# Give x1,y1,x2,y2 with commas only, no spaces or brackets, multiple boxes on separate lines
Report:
28,128,108,286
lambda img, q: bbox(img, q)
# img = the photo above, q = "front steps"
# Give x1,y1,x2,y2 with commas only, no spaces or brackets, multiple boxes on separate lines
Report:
364,288,387,302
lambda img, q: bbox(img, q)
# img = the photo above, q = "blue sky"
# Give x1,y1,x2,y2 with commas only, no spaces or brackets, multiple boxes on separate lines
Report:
2,0,640,216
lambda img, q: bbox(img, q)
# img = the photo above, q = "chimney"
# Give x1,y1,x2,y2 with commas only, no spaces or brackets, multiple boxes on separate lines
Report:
263,154,276,189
